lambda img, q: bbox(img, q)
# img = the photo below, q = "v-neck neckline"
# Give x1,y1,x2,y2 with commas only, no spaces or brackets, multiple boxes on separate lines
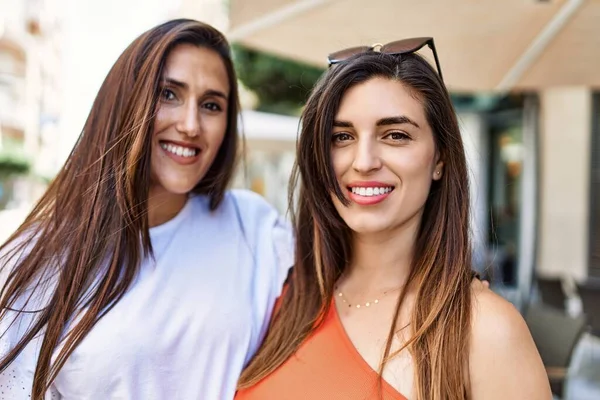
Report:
330,300,408,400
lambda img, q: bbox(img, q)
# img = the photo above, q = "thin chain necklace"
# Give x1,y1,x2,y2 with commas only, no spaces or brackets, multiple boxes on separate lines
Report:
335,284,403,309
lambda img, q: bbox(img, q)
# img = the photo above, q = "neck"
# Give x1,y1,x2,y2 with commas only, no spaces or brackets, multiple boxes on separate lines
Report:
147,185,188,228
344,211,422,291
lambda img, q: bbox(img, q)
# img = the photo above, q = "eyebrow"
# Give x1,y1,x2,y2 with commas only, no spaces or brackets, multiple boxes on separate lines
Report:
164,77,229,100
377,116,420,128
333,115,420,129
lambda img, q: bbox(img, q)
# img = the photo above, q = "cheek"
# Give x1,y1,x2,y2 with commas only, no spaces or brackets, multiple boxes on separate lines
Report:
203,117,228,147
391,147,436,178
396,156,438,206
331,147,352,178
153,107,171,135
330,150,350,213
149,148,162,185
330,191,350,226
401,159,433,180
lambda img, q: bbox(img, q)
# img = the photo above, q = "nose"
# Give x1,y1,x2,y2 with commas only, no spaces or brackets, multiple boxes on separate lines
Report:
175,102,201,137
352,137,382,173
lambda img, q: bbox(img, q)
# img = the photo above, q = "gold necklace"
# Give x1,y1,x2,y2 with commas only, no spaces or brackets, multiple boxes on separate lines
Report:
335,285,402,309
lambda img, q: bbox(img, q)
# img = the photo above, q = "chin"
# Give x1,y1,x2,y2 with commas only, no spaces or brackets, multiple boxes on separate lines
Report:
155,178,202,196
166,184,198,195
344,217,392,236
166,187,194,195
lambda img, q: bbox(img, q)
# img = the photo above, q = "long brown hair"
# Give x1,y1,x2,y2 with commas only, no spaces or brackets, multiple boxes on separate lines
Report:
0,19,240,399
239,52,473,399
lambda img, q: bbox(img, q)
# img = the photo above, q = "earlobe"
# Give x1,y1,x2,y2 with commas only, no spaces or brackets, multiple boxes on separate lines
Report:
433,161,444,181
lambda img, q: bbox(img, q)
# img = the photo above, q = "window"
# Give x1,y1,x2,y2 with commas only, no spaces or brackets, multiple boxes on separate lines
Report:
487,109,525,286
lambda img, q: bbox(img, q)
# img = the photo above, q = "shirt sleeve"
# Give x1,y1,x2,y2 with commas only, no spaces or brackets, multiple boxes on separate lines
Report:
228,189,296,366
271,216,295,298
228,189,295,297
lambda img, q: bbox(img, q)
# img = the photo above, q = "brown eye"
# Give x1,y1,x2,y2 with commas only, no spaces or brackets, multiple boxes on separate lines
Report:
387,132,411,141
202,102,222,112
161,88,176,101
332,133,352,142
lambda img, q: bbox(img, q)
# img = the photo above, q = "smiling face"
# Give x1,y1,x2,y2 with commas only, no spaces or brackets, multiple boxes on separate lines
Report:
150,43,230,198
330,77,443,236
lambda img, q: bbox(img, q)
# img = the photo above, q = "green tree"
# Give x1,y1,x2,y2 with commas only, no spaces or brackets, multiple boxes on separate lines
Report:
0,139,30,178
232,44,324,115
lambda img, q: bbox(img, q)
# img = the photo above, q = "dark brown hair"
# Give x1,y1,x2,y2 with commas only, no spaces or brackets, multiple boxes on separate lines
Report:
0,19,240,399
239,52,473,400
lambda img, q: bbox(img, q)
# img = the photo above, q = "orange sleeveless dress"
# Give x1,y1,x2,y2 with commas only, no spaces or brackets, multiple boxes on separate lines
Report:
235,300,408,400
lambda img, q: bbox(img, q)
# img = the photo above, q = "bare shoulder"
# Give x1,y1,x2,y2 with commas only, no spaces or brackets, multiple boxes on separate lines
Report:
470,281,526,340
469,282,552,400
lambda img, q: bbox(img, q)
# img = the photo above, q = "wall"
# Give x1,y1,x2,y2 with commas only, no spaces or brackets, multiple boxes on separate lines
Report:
538,87,592,281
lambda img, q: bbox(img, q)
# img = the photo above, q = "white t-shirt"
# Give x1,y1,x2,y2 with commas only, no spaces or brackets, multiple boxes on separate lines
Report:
0,189,294,399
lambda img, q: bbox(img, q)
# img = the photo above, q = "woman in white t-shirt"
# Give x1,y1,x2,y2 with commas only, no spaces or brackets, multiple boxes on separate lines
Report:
0,19,292,400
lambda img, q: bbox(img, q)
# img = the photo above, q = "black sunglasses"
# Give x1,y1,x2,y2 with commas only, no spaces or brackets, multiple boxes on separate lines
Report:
327,37,443,82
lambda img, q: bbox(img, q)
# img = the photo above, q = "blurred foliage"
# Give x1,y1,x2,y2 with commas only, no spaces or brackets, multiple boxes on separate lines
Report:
231,44,525,117
0,157,30,176
0,139,31,177
451,93,525,112
232,44,325,116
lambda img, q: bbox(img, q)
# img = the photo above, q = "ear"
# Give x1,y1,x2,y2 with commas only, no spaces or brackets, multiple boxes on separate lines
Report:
432,160,444,181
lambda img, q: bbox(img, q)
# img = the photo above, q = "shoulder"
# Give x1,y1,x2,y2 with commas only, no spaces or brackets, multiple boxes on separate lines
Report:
187,190,277,221
223,189,292,242
226,189,284,230
229,189,278,214
469,282,552,399
228,190,294,285
470,281,526,343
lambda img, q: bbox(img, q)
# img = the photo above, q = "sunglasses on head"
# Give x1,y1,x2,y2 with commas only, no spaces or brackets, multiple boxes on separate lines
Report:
327,37,443,82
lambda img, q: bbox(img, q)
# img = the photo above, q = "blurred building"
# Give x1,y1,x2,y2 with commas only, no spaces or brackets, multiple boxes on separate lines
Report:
232,110,298,214
0,0,62,210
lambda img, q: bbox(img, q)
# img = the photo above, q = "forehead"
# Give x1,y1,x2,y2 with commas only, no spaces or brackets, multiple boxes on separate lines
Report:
163,43,230,92
335,77,427,127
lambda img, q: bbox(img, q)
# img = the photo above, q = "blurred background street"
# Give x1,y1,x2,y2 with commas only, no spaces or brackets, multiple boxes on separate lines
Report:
0,0,599,398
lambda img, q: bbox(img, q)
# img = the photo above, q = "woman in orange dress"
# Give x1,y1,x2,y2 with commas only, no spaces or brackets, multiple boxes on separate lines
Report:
236,38,551,400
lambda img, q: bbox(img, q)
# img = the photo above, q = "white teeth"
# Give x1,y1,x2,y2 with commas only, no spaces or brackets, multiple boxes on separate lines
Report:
160,143,198,158
351,186,393,197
